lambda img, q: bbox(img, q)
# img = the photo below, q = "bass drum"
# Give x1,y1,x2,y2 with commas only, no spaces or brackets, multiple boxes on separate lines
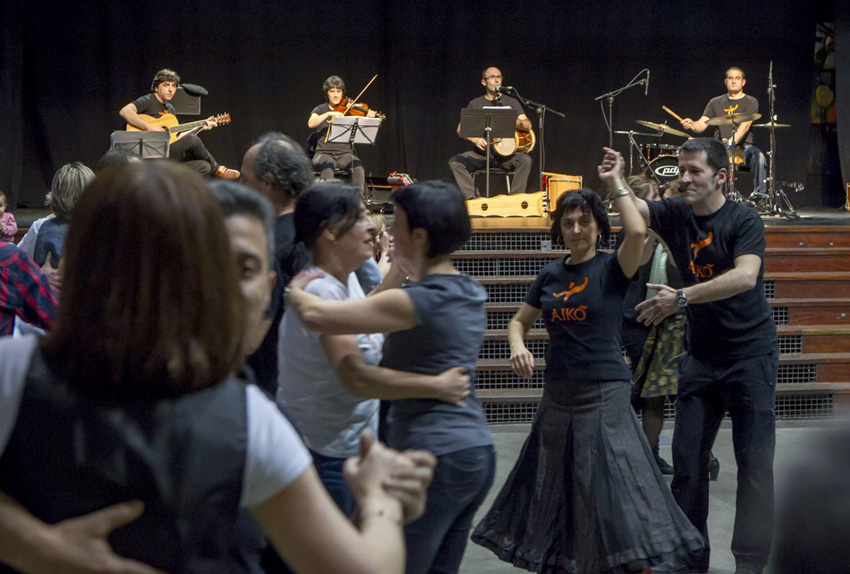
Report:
646,154,679,182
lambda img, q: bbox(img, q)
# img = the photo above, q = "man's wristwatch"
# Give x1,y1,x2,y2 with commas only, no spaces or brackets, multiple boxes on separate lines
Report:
676,288,688,308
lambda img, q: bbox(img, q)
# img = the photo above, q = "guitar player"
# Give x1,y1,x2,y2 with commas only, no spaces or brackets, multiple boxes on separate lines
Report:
448,66,533,199
119,68,239,179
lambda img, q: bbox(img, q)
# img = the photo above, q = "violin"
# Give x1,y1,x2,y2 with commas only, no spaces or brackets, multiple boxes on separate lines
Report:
333,97,386,119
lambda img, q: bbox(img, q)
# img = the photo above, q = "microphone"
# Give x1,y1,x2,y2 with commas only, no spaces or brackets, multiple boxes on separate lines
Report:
495,85,515,94
644,70,650,96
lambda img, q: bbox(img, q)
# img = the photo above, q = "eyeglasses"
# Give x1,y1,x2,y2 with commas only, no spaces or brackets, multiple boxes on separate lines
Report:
485,75,502,80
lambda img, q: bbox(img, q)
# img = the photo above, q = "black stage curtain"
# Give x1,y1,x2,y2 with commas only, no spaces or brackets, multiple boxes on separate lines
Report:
1,0,820,207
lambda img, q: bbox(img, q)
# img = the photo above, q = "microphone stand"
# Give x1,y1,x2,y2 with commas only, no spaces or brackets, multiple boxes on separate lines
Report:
594,70,649,148
503,87,565,193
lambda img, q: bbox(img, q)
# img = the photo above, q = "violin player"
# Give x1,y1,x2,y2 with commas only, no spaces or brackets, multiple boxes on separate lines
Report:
308,75,379,193
448,66,533,199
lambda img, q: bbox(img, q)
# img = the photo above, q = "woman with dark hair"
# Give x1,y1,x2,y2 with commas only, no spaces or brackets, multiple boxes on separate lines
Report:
286,180,495,574
277,182,470,516
471,150,703,573
0,162,433,574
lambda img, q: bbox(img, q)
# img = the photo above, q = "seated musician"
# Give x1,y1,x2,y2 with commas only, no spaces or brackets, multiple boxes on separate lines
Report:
308,76,377,193
448,67,533,199
679,66,767,200
119,68,239,179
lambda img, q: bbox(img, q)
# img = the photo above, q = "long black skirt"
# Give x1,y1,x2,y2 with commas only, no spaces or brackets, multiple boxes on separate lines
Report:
471,378,703,574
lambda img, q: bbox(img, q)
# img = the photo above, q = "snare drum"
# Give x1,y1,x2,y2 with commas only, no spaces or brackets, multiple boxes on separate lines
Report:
647,155,680,182
642,143,679,161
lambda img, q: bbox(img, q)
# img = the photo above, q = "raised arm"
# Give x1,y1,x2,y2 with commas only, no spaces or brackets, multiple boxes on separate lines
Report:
509,303,542,379
308,110,343,129
321,335,470,406
598,148,648,278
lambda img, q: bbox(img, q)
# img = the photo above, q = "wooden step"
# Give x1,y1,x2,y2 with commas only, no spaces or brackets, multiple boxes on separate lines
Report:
454,248,850,274
475,353,850,384
768,272,850,299
482,300,850,328
477,383,850,423
477,382,850,403
480,325,850,354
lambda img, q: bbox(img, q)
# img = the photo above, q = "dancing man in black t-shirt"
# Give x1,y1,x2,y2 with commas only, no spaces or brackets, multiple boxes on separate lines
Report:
308,75,379,193
679,67,767,200
448,67,533,199
605,138,778,574
119,68,239,179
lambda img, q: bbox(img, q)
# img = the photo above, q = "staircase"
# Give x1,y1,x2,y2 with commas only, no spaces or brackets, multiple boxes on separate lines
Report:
456,221,850,424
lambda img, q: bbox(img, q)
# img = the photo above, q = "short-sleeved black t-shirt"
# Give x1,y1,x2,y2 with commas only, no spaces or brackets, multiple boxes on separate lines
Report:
702,94,758,145
380,274,492,457
311,102,351,154
526,252,632,382
131,93,175,118
648,198,776,361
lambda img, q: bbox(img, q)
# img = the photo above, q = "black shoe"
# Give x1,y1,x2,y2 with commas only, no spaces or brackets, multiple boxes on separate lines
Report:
655,452,674,475
650,559,709,573
708,455,720,481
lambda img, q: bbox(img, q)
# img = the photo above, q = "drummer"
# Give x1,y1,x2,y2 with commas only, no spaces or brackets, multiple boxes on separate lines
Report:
679,66,767,200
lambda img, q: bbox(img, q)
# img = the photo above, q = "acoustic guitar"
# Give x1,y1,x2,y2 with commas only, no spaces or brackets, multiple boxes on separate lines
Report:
493,129,536,158
127,113,231,144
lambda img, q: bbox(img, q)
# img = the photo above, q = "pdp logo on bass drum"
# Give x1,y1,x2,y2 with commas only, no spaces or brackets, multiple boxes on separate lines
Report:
655,165,679,178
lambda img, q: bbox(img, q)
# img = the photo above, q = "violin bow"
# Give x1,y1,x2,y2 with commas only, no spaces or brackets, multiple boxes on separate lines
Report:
344,74,378,114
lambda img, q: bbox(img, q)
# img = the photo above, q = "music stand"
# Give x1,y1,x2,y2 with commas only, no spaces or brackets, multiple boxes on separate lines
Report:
327,116,383,146
459,108,516,197
110,131,170,159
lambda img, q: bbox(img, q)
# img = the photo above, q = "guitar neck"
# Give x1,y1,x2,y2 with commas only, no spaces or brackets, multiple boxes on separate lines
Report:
168,119,209,134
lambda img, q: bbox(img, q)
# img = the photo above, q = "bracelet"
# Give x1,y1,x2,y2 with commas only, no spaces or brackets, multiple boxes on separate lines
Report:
359,508,403,525
614,186,630,198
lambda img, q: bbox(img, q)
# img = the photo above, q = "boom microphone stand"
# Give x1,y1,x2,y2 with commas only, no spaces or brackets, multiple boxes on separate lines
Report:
501,86,565,192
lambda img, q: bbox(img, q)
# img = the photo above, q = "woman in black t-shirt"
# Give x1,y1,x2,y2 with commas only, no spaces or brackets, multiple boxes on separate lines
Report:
471,150,704,574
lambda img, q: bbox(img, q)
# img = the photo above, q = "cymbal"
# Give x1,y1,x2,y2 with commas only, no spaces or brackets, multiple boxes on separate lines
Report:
705,112,762,126
752,122,791,128
635,120,690,138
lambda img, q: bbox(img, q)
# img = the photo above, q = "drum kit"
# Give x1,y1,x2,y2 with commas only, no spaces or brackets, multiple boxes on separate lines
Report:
613,63,797,219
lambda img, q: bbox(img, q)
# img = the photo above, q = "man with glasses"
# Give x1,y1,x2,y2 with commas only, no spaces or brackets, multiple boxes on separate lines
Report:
448,67,533,199
678,67,767,200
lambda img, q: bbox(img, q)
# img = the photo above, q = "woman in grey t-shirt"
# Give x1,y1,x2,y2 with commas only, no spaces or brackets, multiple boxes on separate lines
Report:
287,181,495,574
278,183,472,518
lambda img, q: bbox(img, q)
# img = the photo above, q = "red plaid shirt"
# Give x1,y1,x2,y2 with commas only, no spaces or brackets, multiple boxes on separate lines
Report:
0,242,58,336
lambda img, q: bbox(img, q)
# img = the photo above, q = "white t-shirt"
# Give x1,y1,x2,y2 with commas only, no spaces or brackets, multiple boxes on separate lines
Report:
277,267,384,458
0,336,311,508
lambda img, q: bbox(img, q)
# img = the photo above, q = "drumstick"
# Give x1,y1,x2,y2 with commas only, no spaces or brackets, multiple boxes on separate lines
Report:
662,105,684,123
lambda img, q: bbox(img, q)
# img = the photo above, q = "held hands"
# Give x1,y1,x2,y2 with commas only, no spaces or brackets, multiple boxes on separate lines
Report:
433,366,471,407
597,147,625,190
635,284,679,326
510,344,535,379
345,430,435,525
